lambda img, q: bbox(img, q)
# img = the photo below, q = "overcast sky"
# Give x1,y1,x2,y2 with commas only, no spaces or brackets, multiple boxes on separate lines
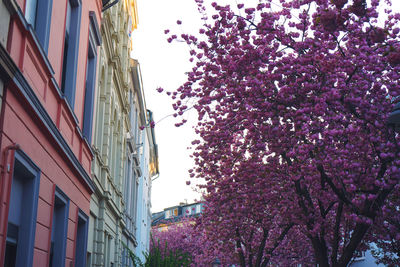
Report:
132,0,204,213
131,0,400,213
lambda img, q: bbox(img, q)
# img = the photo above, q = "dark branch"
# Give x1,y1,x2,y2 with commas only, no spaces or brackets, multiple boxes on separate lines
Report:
331,201,343,266
255,228,269,267
236,228,246,267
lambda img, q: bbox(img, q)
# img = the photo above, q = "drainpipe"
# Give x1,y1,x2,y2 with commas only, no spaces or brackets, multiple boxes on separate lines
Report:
0,143,19,266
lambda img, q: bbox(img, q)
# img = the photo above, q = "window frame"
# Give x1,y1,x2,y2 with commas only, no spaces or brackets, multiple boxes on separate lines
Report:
4,149,41,267
74,209,89,267
82,11,101,142
60,0,82,108
49,187,70,267
25,0,53,53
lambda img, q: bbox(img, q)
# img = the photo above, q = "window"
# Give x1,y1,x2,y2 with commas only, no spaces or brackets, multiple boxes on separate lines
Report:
124,157,131,214
60,0,82,107
185,207,192,215
131,170,138,228
49,188,69,267
25,0,53,53
75,210,89,267
104,233,114,267
4,150,40,267
82,12,101,142
196,204,202,214
87,214,96,267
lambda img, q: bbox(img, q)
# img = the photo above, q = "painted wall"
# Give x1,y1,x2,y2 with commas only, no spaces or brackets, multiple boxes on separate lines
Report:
89,1,139,266
135,128,152,262
0,0,101,266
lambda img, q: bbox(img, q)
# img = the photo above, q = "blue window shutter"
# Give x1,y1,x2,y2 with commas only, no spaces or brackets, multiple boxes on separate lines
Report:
25,0,53,53
50,188,69,267
62,0,82,108
82,11,101,142
75,210,89,267
5,150,40,267
34,0,53,53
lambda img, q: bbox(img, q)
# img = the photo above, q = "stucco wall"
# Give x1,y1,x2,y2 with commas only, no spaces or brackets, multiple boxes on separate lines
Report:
0,87,91,267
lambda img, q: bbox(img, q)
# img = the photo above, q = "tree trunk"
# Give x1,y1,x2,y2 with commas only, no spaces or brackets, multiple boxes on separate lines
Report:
311,237,330,267
337,223,370,267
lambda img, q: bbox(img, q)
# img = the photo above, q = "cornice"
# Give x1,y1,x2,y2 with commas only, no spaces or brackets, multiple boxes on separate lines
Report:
0,42,95,193
101,15,129,112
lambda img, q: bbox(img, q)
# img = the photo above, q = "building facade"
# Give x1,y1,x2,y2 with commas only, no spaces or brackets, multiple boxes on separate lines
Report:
129,60,159,263
0,0,102,266
152,202,204,231
88,1,136,266
88,1,159,266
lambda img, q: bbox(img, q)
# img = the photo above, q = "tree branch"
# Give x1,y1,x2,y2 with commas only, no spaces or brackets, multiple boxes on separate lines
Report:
236,228,246,267
255,227,269,267
261,223,294,267
331,201,343,266
317,164,354,208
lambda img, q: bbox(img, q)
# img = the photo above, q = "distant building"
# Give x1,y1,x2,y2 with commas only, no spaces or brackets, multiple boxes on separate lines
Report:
128,60,159,263
88,1,159,266
88,1,137,266
152,202,204,231
349,247,385,267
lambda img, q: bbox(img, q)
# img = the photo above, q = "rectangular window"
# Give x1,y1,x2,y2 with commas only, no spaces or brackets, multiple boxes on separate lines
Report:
130,171,136,220
104,233,113,267
75,210,89,267
60,0,82,108
196,204,202,214
124,157,131,214
5,150,40,267
25,0,53,53
49,188,69,267
82,12,101,142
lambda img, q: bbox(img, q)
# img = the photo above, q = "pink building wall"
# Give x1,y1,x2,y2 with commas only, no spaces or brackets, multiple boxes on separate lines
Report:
0,0,102,266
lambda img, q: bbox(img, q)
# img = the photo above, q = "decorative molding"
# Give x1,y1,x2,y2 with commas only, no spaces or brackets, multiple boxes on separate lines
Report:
50,77,63,99
13,4,55,75
3,47,96,192
0,42,16,81
89,11,102,46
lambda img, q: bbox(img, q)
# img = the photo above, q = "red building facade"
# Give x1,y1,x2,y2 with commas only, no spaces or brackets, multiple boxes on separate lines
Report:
0,0,102,266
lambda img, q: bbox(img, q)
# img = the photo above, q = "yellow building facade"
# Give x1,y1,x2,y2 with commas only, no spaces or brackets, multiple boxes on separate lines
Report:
87,1,147,266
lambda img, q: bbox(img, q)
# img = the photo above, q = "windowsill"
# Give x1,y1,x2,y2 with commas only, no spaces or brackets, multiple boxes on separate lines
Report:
60,96,79,125
26,25,54,75
13,3,86,135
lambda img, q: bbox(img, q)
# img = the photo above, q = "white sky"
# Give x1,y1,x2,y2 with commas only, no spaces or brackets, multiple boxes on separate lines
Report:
132,0,205,213
131,0,400,213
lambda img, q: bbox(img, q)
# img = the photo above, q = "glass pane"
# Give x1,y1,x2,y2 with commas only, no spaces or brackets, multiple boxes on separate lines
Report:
25,0,38,26
65,0,72,36
4,241,17,267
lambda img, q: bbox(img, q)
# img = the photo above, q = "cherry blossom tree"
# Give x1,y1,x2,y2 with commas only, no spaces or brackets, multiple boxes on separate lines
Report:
150,218,222,266
165,0,400,266
196,155,314,266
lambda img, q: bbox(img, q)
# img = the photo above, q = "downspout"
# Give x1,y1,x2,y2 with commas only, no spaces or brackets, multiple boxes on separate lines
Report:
0,143,19,266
